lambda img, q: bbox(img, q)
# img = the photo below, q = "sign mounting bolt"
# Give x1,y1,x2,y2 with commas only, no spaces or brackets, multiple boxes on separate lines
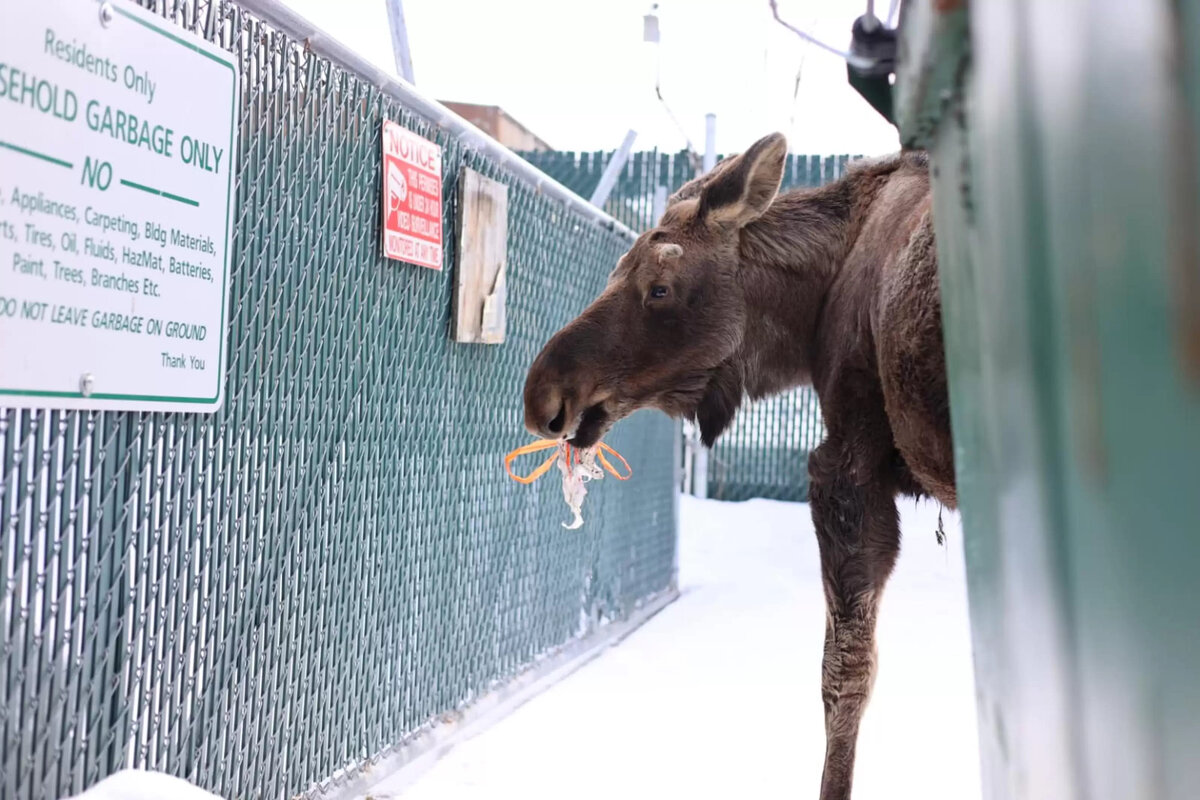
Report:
80,374,94,397
99,2,114,27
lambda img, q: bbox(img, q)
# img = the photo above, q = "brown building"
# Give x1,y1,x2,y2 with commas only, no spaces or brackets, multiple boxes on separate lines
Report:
441,101,552,152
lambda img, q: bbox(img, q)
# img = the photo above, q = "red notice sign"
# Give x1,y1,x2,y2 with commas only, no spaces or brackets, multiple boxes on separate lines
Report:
382,120,444,270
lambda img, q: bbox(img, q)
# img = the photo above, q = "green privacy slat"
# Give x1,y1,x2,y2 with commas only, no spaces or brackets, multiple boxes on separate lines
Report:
0,2,675,799
518,147,847,503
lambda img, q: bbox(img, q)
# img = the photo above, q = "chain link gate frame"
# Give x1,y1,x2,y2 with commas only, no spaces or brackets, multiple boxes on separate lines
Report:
0,2,678,798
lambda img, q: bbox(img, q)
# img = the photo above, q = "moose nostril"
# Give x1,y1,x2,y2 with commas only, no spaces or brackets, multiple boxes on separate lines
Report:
546,404,566,435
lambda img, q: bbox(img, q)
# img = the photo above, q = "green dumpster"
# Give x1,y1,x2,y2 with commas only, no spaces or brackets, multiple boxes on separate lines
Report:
896,1,1200,798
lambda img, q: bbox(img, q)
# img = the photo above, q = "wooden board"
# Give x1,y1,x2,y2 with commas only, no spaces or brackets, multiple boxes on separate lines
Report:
452,168,508,344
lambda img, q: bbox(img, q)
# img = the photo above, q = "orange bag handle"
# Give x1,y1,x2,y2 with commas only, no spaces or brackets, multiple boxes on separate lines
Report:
504,439,632,483
596,443,632,480
504,439,560,484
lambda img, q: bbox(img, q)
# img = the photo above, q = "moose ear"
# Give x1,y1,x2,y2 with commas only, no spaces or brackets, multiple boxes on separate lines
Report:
668,153,740,206
697,132,787,228
695,361,744,447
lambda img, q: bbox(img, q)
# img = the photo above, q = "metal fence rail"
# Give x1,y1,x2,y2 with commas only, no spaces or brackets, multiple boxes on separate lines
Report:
0,3,676,799
519,148,847,502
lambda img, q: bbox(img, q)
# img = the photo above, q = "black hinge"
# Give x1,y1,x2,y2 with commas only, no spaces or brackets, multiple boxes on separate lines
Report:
847,14,898,127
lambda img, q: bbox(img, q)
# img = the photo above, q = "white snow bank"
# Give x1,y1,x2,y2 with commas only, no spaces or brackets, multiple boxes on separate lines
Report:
67,770,224,800
397,494,982,799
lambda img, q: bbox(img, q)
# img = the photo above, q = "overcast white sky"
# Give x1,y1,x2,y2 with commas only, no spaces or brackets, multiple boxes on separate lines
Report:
280,0,900,157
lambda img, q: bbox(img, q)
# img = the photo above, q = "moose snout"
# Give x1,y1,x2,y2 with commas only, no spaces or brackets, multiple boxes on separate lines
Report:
523,311,611,440
523,380,571,440
524,344,579,439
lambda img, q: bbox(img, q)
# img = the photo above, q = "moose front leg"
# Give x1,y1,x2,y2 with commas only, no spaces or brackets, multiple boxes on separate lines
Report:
808,447,900,800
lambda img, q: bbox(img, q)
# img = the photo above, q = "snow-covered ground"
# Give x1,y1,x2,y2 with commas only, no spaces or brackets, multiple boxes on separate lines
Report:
398,494,982,799
63,496,980,800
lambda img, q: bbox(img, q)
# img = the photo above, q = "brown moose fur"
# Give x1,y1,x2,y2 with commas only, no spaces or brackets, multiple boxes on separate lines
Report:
523,132,955,799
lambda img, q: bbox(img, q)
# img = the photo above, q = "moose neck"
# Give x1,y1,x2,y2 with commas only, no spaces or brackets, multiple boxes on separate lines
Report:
734,178,857,399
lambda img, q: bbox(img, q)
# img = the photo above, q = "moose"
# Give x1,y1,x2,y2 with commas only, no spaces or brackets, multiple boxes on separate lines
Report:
522,132,954,799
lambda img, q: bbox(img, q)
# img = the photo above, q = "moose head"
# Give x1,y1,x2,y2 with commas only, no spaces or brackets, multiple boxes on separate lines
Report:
523,132,790,449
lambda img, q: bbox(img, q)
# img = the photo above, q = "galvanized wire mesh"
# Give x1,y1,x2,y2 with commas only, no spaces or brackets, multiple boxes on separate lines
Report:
0,3,676,800
520,149,848,502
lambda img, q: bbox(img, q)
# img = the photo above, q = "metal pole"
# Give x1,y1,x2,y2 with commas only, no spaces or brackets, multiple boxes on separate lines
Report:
671,418,683,587
385,0,415,84
589,129,638,208
681,116,718,499
703,113,717,174
692,440,708,499
861,0,881,33
652,185,668,225
681,421,695,496
690,116,717,500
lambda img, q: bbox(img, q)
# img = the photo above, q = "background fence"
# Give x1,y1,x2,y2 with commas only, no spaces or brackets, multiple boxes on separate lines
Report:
0,3,677,799
520,148,843,502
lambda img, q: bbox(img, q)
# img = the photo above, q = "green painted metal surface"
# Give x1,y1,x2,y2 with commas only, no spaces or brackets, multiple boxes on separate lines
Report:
0,3,677,799
898,1,1200,798
519,149,847,502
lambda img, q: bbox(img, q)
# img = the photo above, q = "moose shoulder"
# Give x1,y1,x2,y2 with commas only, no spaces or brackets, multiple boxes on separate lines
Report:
523,132,954,800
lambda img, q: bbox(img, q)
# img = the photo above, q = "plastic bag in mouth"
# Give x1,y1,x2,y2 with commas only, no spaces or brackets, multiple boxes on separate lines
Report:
504,438,631,530
557,444,605,529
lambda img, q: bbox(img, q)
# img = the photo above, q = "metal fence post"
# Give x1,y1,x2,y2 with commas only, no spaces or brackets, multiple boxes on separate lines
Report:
589,130,638,208
652,184,668,225
384,0,415,84
688,116,717,499
703,113,717,173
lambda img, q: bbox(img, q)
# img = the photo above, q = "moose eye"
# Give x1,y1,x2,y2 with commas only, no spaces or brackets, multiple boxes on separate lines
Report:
649,285,669,300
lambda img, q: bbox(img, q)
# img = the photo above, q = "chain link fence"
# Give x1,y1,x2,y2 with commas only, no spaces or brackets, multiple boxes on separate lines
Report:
520,148,848,502
0,3,677,799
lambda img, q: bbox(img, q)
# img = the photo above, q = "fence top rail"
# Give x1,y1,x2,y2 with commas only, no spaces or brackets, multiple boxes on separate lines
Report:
235,0,637,242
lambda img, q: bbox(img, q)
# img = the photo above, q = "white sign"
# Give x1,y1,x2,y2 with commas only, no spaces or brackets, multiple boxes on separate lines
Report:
0,0,239,412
